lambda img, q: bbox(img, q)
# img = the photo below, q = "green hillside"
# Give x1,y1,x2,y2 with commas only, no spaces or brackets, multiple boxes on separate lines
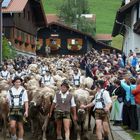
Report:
42,0,122,34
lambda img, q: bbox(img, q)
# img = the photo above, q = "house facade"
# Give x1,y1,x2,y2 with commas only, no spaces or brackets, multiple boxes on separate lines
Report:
37,22,120,56
112,0,140,57
2,0,47,55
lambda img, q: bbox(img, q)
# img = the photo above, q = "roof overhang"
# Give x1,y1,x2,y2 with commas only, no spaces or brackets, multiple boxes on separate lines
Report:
47,22,96,41
30,0,47,27
2,0,28,13
112,0,140,37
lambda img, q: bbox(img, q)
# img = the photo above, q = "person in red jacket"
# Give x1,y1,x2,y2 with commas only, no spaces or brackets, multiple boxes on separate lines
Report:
132,79,140,104
132,79,140,132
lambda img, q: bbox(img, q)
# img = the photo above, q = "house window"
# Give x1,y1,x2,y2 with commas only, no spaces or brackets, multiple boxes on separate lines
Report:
24,9,26,18
71,39,79,45
67,38,82,51
50,38,56,45
17,29,20,37
21,32,24,41
71,39,76,45
14,28,17,38
102,49,110,54
27,11,30,21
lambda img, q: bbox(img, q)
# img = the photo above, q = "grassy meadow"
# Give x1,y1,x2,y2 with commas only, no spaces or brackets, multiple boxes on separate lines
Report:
42,0,121,33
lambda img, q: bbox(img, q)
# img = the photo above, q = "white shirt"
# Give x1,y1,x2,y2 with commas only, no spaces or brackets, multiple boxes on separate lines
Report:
0,70,10,80
39,66,49,75
12,71,23,80
56,61,62,69
41,75,55,86
128,55,133,65
53,91,76,107
92,89,112,109
73,74,81,86
7,86,28,107
21,69,29,79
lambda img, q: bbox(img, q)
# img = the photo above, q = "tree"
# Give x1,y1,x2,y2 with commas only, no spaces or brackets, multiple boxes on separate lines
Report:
58,0,96,36
2,36,17,59
77,17,96,36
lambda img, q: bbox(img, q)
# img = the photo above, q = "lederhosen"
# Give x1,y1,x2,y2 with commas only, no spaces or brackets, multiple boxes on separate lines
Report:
9,89,24,116
54,92,72,120
94,90,108,121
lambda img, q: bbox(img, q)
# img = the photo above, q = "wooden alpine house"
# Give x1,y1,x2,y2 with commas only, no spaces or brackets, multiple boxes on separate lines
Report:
2,0,47,56
37,21,118,56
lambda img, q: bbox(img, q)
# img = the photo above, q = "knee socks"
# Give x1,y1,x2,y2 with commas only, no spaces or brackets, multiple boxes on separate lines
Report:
57,136,63,140
11,134,17,140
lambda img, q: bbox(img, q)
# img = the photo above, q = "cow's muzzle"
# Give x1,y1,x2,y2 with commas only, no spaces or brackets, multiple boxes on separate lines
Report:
78,108,85,114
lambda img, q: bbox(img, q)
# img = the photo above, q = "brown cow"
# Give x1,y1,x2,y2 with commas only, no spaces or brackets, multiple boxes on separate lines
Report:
29,88,54,140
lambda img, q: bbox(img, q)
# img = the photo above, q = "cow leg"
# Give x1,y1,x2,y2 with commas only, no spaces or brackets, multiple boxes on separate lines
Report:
83,114,89,140
42,115,49,140
88,110,92,131
31,120,34,135
2,114,7,140
73,121,81,140
84,114,89,131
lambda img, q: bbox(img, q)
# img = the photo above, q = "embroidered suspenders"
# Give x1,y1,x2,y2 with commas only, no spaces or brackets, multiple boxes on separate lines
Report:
43,76,51,83
73,75,80,85
9,89,25,115
0,71,9,80
95,90,105,108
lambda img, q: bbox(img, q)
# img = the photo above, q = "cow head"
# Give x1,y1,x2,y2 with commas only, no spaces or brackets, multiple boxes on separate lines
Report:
75,95,88,123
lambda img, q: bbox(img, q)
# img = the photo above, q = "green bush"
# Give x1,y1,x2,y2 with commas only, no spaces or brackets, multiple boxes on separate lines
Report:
2,36,17,59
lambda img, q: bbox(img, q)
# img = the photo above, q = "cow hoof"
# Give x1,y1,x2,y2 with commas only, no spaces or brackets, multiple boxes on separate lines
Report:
88,127,92,131
82,134,90,140
77,137,81,140
83,137,88,140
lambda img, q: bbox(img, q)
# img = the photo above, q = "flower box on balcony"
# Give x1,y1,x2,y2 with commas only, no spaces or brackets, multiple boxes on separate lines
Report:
49,44,60,51
18,36,22,41
26,39,30,44
67,44,82,51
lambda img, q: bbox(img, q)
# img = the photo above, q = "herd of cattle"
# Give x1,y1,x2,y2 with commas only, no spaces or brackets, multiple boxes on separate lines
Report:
0,57,96,140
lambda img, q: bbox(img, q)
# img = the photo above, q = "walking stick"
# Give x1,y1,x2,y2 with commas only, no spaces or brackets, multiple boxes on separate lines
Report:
107,114,114,140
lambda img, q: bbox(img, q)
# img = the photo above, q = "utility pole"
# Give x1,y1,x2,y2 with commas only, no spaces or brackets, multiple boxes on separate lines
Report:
0,0,3,65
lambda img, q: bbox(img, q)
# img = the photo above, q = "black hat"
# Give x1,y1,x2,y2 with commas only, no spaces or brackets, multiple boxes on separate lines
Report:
12,76,23,83
96,80,105,88
61,81,69,89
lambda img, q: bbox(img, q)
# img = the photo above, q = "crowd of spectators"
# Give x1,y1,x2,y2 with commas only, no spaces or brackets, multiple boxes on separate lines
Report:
79,48,140,133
